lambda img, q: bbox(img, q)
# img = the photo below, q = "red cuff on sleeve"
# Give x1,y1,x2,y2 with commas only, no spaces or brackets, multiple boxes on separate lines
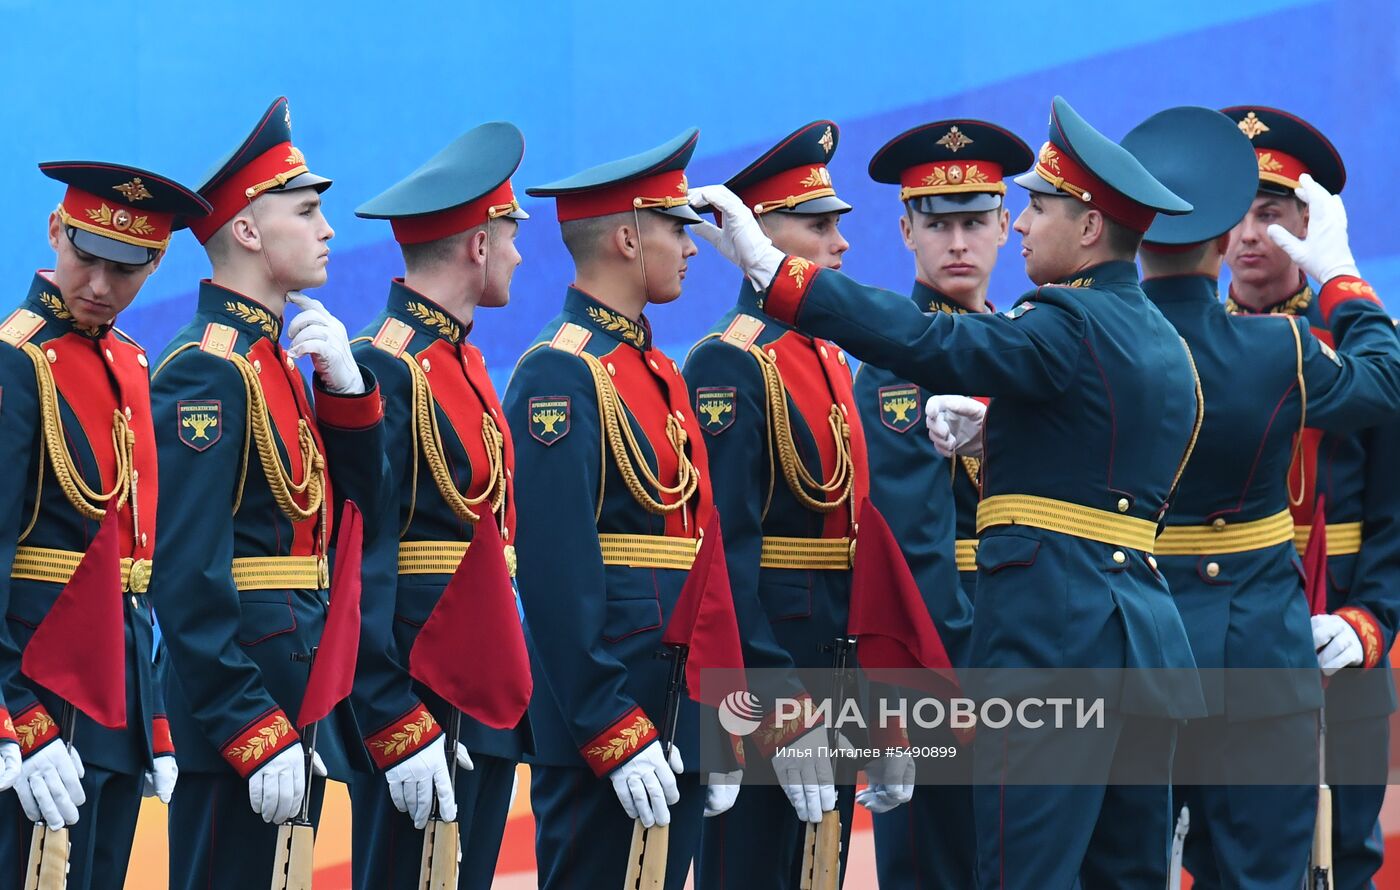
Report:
315,382,384,430
1317,276,1382,326
219,708,301,778
152,715,175,757
580,707,657,777
364,704,442,770
13,703,59,757
0,708,16,746
730,733,747,770
1335,605,1385,669
753,692,818,758
763,256,822,325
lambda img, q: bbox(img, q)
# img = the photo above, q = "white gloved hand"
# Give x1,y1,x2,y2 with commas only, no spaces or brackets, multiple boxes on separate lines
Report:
1312,613,1364,675
286,292,365,395
856,751,916,814
16,740,87,829
0,741,20,792
703,769,742,817
687,185,786,289
385,735,455,829
925,395,986,458
607,741,682,828
142,754,179,804
456,743,475,772
1267,173,1360,285
772,726,837,824
248,745,306,825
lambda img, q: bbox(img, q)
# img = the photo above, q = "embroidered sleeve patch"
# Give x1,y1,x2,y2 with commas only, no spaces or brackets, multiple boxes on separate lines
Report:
177,400,222,451
878,384,923,433
695,387,737,434
528,396,571,445
1004,301,1037,320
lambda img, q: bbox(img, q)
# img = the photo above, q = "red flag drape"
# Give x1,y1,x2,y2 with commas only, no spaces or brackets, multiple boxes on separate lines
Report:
22,511,127,728
1302,495,1329,617
410,511,531,729
298,501,364,727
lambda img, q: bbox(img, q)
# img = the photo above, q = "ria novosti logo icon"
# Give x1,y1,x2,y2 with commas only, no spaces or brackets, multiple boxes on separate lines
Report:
717,690,764,736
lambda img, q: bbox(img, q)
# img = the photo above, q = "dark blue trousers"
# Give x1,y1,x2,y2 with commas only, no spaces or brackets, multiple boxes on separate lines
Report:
532,765,703,890
1,763,142,890
872,721,976,889
350,752,517,890
167,771,327,890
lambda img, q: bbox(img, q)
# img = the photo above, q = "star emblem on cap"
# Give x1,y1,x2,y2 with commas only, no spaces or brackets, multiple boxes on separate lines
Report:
113,178,153,202
937,126,974,153
1237,111,1270,140
818,126,834,155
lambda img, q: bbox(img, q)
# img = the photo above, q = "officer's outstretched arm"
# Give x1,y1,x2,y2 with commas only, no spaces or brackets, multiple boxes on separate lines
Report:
760,259,1085,403
506,348,655,774
149,349,302,774
1297,282,1400,432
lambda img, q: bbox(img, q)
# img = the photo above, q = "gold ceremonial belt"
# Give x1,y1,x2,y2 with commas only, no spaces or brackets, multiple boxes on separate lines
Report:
1293,522,1364,557
397,540,519,578
11,546,151,594
598,533,699,570
759,536,853,571
955,539,979,573
1155,510,1295,556
976,494,1158,554
231,555,328,591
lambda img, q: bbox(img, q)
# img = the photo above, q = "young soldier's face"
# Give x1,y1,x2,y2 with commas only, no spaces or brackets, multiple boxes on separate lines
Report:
251,189,335,291
479,219,522,309
641,212,697,305
901,207,1008,298
47,213,160,327
1013,193,1083,286
760,211,848,269
1224,193,1308,290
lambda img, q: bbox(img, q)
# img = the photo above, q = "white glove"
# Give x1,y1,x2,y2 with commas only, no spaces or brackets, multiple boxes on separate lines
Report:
608,741,682,828
16,740,86,829
687,185,786,290
1312,613,1364,675
249,745,306,824
704,769,742,817
772,727,837,824
925,395,986,458
856,751,915,814
1267,173,1360,285
142,754,179,804
0,741,20,792
384,735,455,829
456,743,475,772
286,292,365,395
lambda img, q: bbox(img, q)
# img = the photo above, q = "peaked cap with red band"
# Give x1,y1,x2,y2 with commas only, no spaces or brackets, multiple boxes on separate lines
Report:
1012,96,1191,233
726,120,851,216
189,97,332,244
869,118,1033,215
356,121,529,244
1220,105,1346,196
526,127,701,224
41,161,210,265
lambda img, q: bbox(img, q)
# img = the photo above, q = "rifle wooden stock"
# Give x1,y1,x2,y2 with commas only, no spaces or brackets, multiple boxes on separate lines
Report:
418,818,460,890
799,812,841,890
24,824,69,890
269,822,314,890
1310,783,1333,890
622,819,668,889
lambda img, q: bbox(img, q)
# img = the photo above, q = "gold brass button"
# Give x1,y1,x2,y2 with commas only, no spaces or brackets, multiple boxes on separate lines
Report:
606,362,616,376
1117,498,1129,513
253,359,262,373
649,358,659,371
767,348,777,360
671,361,679,374
137,354,148,368
819,345,829,359
105,349,115,362
45,349,57,363
124,406,133,420
421,358,432,371
130,596,139,609
1112,550,1126,565
1211,518,1226,530
1147,555,1158,570
128,559,151,593
674,410,685,422
838,352,847,366
1206,561,1220,578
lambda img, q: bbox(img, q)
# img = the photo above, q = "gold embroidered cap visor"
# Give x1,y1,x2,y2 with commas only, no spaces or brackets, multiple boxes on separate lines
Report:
40,160,211,265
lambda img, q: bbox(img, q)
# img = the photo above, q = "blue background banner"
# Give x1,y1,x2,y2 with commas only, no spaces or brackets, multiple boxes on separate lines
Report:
6,0,1396,384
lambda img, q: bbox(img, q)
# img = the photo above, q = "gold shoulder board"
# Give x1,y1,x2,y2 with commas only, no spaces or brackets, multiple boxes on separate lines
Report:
0,309,45,348
720,314,766,350
548,322,592,356
371,318,414,358
198,322,239,359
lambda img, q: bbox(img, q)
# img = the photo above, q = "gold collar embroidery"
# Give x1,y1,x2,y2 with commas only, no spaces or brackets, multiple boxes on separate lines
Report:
223,300,281,338
406,301,462,342
586,305,647,349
